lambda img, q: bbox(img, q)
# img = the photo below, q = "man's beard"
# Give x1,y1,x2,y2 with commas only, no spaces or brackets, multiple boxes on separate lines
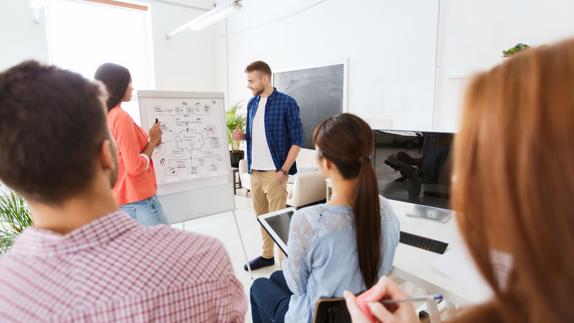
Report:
254,87,264,96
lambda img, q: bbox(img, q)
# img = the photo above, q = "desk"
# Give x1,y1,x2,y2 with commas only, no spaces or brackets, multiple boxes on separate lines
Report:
389,199,491,305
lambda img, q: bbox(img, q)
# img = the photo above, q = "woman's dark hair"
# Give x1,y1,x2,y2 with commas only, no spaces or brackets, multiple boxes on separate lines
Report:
94,63,131,111
313,113,381,288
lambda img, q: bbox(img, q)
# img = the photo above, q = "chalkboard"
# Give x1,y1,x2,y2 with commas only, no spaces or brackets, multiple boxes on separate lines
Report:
138,91,235,224
273,64,346,149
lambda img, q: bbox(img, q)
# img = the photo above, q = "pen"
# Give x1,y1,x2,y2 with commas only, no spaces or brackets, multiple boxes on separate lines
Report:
379,294,443,305
155,118,159,124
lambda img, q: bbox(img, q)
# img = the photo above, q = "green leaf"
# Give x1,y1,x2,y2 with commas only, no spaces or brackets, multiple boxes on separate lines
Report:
0,185,32,254
226,101,246,152
502,43,530,57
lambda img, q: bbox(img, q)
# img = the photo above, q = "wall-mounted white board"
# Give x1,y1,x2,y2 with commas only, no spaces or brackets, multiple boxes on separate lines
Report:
138,91,234,224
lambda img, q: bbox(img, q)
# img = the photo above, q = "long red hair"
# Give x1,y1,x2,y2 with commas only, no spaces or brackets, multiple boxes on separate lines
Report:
452,39,574,322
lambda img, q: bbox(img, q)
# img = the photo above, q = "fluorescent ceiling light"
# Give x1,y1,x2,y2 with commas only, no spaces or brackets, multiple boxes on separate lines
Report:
166,0,241,39
189,5,236,30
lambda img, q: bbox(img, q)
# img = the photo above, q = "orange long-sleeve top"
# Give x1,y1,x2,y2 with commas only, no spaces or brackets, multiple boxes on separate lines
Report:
107,106,157,205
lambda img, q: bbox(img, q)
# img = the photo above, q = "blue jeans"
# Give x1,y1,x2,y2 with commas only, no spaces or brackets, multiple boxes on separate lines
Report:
250,271,292,323
120,195,168,226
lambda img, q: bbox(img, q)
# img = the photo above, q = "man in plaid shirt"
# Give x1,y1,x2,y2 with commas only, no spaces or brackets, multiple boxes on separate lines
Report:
233,61,303,271
0,61,246,322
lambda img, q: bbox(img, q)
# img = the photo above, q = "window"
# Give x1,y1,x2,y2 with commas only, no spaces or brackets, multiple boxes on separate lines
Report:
45,0,154,123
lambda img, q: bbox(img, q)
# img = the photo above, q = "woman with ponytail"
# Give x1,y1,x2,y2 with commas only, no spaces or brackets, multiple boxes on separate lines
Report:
250,113,400,323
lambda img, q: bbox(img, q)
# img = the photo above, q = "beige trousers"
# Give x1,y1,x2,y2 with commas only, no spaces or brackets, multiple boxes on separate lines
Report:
251,171,288,259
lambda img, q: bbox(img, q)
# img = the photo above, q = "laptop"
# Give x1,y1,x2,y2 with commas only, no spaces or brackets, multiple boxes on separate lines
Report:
257,207,296,257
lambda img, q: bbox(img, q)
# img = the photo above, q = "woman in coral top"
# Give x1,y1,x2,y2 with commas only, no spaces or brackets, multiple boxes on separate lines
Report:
95,63,167,226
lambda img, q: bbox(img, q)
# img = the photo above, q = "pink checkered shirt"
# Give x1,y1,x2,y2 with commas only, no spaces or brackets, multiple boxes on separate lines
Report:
0,211,246,322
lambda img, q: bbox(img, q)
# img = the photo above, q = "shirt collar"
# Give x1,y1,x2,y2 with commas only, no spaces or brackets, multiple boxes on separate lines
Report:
9,211,138,256
255,87,277,103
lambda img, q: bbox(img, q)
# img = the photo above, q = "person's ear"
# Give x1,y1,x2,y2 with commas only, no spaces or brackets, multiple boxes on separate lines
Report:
100,139,116,172
316,157,328,178
323,158,333,171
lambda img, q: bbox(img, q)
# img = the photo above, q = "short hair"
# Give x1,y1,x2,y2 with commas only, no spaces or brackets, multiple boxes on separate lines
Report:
245,61,272,76
94,63,131,112
0,61,110,204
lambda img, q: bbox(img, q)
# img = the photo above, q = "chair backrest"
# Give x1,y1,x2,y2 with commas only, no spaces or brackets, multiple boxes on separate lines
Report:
313,298,352,323
297,148,318,169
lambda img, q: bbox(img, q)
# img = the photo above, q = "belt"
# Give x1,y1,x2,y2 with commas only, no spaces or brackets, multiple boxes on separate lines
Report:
252,169,276,173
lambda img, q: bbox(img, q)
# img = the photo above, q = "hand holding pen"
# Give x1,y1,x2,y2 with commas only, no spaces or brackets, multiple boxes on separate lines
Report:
344,277,422,323
150,118,162,146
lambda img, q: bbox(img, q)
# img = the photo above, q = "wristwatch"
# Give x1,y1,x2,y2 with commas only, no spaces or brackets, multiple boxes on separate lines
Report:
278,168,288,175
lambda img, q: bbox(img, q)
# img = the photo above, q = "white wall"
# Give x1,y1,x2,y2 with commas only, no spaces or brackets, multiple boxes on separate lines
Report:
0,0,49,70
0,0,222,93
219,0,574,132
150,1,222,92
5,0,574,131
222,0,440,130
434,0,574,131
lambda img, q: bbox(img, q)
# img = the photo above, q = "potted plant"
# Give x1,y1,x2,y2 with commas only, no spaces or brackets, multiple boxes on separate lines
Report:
226,101,246,168
503,43,530,57
0,185,32,254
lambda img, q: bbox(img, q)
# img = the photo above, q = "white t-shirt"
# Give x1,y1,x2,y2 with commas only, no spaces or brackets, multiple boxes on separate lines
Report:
251,97,276,170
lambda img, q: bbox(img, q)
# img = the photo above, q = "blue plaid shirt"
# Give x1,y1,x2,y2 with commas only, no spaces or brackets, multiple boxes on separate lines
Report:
246,88,303,175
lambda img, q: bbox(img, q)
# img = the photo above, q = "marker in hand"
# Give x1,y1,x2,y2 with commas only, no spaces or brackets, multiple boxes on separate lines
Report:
378,294,443,304
356,289,442,322
152,118,161,146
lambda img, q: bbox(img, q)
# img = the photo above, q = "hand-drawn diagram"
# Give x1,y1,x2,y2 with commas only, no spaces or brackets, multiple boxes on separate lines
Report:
145,99,228,184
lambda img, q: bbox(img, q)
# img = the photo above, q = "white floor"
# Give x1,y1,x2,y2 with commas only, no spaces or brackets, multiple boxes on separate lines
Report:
172,189,278,322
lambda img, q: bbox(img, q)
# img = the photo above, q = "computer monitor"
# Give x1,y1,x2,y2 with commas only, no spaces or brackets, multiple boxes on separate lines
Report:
372,130,454,222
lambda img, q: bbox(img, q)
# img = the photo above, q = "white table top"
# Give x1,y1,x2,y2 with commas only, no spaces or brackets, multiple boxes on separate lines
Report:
388,199,492,305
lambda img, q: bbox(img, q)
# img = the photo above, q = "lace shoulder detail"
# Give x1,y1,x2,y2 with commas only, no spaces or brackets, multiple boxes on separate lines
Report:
284,207,316,295
318,205,353,232
284,204,355,295
287,208,316,269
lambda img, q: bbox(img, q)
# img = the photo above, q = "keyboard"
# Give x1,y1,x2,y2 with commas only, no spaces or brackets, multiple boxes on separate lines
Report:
399,231,448,254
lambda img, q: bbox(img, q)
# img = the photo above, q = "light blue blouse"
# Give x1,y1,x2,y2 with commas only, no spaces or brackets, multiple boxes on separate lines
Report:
283,196,400,323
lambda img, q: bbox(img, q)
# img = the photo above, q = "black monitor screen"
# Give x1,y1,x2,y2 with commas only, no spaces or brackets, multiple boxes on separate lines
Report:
372,130,453,209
